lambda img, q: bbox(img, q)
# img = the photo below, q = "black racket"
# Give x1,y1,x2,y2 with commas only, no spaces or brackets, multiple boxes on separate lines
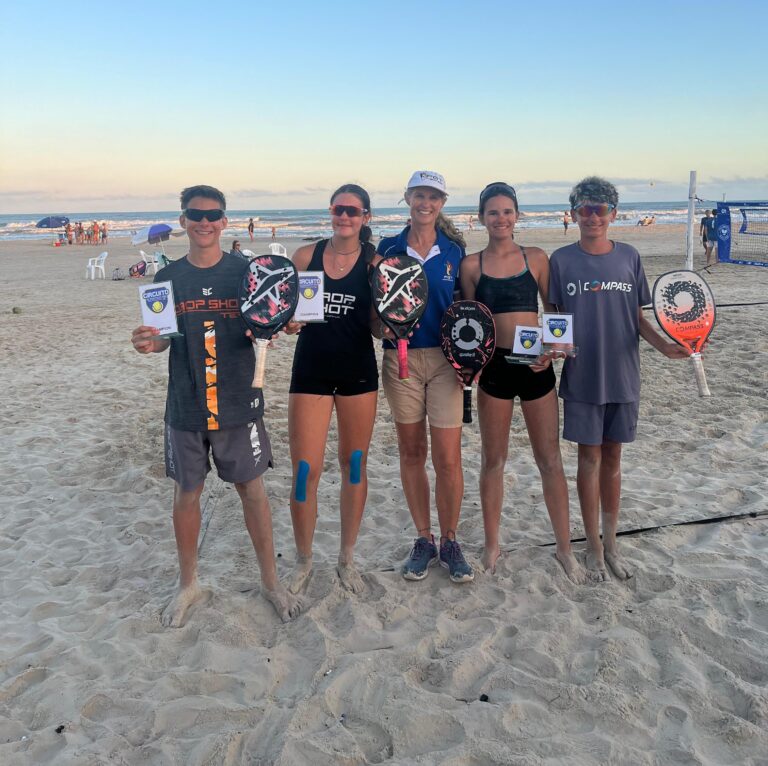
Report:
371,254,429,380
238,254,299,388
440,301,496,423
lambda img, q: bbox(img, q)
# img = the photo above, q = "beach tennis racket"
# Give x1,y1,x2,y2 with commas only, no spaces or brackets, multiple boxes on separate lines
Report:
652,270,716,397
238,255,299,388
372,254,429,380
440,301,496,423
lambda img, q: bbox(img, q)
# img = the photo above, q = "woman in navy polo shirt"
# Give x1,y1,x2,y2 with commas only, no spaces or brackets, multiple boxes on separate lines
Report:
375,170,473,583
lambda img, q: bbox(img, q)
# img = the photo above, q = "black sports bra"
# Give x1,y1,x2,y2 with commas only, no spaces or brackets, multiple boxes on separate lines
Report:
475,247,539,314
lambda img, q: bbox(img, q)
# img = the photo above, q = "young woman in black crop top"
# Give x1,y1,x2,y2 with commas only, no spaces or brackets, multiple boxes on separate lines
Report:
460,182,586,584
282,184,378,597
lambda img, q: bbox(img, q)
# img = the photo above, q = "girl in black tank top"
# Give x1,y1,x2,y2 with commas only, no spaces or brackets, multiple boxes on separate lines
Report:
284,185,379,598
459,182,585,584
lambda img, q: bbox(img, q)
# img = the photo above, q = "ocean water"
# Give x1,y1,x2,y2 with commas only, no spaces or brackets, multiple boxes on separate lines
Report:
0,202,701,242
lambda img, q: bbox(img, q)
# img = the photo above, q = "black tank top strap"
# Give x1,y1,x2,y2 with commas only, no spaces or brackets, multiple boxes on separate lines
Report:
309,239,328,270
520,246,529,270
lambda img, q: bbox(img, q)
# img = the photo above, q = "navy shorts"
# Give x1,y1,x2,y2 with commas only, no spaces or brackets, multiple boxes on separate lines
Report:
164,419,273,491
562,400,640,445
289,371,378,396
478,349,556,401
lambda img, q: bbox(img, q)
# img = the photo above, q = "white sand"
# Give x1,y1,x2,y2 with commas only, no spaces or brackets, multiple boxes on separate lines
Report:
1,228,767,765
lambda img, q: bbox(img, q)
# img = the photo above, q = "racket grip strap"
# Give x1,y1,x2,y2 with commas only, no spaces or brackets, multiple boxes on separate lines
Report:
690,352,710,397
397,339,409,380
462,386,472,424
252,338,270,388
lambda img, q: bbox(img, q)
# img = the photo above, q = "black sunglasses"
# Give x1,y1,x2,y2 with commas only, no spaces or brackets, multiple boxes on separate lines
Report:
184,208,226,222
330,204,368,218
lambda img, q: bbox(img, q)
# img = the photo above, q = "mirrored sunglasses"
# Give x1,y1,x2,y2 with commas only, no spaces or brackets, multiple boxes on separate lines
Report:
573,203,616,218
330,204,368,218
184,208,226,222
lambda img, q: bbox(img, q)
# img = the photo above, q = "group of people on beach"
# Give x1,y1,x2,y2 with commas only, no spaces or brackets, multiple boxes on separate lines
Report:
131,173,689,627
64,220,107,245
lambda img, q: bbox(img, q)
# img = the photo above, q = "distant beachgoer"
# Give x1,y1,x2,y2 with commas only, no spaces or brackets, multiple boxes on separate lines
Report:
130,184,302,627
248,217,255,241
101,222,108,243
468,215,474,231
230,239,246,259
563,211,570,234
704,209,718,268
549,176,689,581
700,210,712,252
271,226,276,240
66,222,73,245
93,221,100,244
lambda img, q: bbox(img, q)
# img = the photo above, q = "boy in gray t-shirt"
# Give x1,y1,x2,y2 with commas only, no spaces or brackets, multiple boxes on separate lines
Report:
549,176,689,582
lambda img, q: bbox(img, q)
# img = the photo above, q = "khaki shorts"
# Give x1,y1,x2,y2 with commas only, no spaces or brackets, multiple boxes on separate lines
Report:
382,347,462,428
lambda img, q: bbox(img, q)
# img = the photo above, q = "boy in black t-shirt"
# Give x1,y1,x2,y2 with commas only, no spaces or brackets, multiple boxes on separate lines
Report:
131,184,302,626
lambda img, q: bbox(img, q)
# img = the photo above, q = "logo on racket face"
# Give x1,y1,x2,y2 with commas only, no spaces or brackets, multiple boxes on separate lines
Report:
658,281,708,325
375,260,426,320
450,317,483,351
547,317,568,337
241,258,296,326
143,286,169,313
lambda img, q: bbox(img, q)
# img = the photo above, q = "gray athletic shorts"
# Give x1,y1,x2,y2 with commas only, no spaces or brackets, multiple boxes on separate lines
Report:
562,400,640,446
164,419,273,491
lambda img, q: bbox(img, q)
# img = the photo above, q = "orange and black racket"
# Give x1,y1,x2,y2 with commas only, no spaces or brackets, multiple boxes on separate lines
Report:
652,270,716,397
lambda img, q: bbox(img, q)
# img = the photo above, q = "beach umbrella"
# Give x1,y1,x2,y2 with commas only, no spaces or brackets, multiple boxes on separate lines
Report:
131,223,184,254
36,215,70,229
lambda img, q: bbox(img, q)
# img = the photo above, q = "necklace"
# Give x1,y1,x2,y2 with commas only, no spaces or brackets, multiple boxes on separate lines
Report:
328,238,360,256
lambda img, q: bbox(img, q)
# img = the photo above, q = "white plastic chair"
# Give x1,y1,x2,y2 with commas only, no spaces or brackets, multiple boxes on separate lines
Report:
242,249,256,258
140,250,159,275
85,251,108,279
268,242,287,257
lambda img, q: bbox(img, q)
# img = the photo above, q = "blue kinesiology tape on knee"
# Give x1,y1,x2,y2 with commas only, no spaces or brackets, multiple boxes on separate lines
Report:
295,460,310,502
349,450,363,485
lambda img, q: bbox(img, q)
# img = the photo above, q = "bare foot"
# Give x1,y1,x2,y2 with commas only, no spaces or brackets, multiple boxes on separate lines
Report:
554,550,588,584
336,561,365,594
605,548,633,580
288,555,313,594
161,581,205,628
481,545,501,574
586,547,610,583
262,583,304,622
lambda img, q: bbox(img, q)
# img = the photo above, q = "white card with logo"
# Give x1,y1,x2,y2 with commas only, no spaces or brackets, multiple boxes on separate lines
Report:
295,271,325,322
541,313,574,345
512,325,543,356
139,281,181,337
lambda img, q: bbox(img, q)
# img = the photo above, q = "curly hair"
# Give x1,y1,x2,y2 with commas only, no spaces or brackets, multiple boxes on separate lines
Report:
569,176,618,209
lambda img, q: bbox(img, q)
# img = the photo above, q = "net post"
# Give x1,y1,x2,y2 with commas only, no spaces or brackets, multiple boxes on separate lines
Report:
685,170,696,271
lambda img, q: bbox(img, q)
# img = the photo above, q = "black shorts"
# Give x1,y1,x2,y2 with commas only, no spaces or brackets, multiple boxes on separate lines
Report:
478,348,556,401
289,371,378,396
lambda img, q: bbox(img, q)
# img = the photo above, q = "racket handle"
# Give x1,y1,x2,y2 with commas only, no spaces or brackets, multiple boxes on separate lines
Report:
690,352,710,397
462,386,472,424
252,338,269,388
397,338,409,380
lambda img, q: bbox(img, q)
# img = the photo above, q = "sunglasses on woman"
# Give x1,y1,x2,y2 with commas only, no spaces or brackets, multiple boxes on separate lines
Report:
573,203,616,218
330,204,368,218
184,208,226,222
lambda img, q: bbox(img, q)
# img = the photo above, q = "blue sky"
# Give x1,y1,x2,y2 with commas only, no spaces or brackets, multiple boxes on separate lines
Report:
1,0,767,212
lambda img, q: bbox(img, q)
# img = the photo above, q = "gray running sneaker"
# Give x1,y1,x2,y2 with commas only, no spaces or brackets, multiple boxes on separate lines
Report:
402,536,438,581
439,539,474,583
